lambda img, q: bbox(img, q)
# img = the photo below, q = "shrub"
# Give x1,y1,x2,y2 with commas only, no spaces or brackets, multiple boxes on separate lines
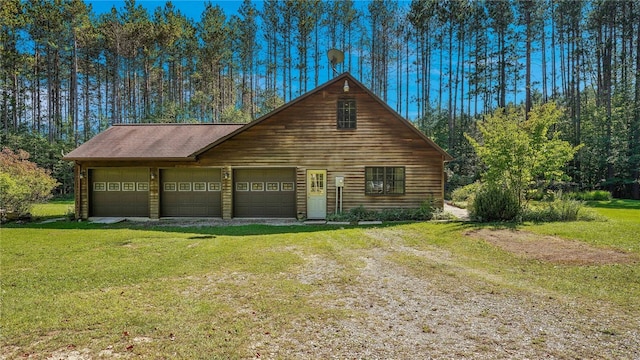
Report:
431,208,456,221
378,208,409,221
415,199,436,220
327,201,436,222
0,148,59,217
451,182,481,205
521,197,602,222
469,185,521,222
325,212,351,222
525,188,556,201
568,190,612,201
348,205,379,221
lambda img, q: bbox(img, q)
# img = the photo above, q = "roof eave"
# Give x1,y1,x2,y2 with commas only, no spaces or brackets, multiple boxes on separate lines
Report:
341,74,454,161
64,156,197,162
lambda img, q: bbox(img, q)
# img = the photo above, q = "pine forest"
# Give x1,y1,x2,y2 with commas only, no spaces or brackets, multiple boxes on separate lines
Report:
1,0,639,198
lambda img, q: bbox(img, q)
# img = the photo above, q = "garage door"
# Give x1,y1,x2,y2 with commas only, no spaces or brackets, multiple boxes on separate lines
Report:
160,168,222,217
234,168,296,218
90,168,149,217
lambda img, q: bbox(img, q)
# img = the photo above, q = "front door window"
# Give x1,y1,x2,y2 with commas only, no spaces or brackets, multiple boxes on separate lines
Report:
310,172,324,195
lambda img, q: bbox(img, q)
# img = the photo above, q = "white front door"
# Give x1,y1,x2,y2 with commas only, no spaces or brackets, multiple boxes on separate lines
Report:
307,170,327,219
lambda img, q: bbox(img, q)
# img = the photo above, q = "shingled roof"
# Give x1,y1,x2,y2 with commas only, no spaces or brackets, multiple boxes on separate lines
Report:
63,123,243,161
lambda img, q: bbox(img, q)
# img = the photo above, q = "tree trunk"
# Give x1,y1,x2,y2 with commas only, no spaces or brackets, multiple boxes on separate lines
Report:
524,4,532,117
632,2,640,199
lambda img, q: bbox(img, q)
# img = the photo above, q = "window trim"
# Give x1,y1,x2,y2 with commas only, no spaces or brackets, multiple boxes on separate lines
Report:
208,182,221,191
365,166,406,196
93,182,106,192
193,182,207,191
136,182,149,192
337,99,357,129
251,182,265,191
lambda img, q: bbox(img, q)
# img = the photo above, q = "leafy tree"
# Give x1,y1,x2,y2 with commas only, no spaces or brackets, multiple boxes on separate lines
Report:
465,103,581,206
1,131,74,194
0,147,59,217
219,106,251,124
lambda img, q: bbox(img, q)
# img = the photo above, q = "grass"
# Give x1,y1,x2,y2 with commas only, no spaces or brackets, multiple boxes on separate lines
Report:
525,199,640,251
2,224,366,357
30,199,75,219
378,200,640,310
2,199,639,357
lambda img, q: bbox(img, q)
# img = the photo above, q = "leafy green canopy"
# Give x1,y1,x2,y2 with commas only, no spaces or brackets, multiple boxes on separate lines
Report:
0,148,59,216
465,103,581,204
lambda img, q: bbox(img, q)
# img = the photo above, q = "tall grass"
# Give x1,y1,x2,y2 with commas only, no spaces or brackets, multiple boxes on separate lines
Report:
568,190,612,201
522,198,598,222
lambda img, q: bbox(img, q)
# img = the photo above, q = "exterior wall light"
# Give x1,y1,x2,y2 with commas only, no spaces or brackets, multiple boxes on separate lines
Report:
79,170,85,179
223,171,230,180
343,80,350,93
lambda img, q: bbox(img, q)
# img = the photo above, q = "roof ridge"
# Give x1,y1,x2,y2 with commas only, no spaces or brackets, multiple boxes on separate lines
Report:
112,123,245,126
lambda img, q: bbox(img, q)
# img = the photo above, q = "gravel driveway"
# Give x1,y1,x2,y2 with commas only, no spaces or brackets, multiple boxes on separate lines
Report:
250,228,640,359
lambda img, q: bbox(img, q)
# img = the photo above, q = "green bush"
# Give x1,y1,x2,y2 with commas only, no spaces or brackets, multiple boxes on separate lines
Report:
378,208,410,221
325,212,351,222
413,199,436,220
348,205,379,221
469,185,521,222
451,182,481,204
522,198,583,222
327,201,436,222
568,190,612,201
525,188,556,201
1,148,59,217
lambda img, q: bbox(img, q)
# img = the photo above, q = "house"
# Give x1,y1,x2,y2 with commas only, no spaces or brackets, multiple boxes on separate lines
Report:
64,73,452,220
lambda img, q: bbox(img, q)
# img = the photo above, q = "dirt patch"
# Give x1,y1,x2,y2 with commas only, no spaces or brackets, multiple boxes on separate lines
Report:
466,229,638,265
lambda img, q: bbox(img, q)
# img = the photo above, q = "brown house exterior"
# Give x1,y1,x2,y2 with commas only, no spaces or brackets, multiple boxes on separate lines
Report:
64,73,452,220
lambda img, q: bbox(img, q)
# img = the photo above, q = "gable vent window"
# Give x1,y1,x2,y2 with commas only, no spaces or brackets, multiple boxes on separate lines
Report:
365,167,405,195
337,99,356,129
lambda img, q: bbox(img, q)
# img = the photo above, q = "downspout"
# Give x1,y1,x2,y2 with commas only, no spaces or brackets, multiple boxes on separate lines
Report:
75,162,82,219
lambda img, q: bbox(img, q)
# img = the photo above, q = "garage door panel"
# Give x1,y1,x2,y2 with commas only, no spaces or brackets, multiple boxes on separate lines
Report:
234,169,296,218
90,168,149,217
161,168,221,217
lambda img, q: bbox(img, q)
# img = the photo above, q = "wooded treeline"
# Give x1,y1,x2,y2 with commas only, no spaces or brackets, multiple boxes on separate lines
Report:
1,0,639,198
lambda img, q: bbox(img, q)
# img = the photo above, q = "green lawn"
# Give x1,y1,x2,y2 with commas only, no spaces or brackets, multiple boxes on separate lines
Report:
2,200,639,358
30,199,75,219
